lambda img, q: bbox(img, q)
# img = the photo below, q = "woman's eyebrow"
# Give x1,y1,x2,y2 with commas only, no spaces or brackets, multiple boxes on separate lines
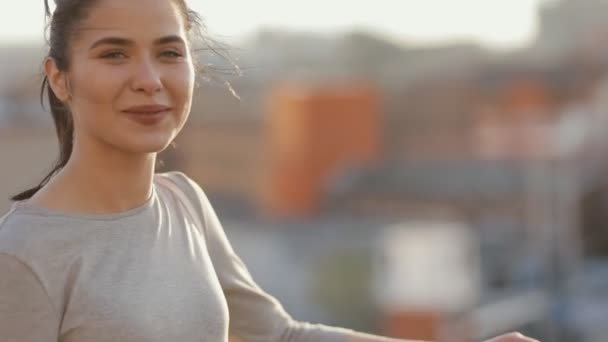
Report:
89,35,185,50
90,36,134,50
153,35,186,46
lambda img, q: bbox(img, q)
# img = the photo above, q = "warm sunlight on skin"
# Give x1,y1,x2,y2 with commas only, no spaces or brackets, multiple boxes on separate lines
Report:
26,0,197,216
47,0,195,155
3,0,545,49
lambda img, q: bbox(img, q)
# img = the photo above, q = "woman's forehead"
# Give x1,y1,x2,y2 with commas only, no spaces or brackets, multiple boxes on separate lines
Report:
76,0,187,43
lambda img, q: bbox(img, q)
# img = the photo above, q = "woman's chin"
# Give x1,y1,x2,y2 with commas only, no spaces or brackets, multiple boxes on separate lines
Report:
122,137,175,155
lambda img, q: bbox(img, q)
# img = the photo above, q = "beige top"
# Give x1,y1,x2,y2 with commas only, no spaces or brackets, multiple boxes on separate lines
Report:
0,171,352,342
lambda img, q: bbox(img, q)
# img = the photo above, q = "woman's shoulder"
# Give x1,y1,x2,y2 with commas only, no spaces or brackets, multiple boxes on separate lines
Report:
155,171,196,189
154,171,210,204
0,206,43,261
0,205,33,239
154,170,222,218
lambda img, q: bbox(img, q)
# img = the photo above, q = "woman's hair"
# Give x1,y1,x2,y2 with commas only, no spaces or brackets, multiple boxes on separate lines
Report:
12,0,237,201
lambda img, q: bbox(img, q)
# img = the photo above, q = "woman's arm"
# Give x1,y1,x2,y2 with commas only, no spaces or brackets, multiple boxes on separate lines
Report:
346,331,421,341
170,172,353,341
346,331,539,342
171,173,541,342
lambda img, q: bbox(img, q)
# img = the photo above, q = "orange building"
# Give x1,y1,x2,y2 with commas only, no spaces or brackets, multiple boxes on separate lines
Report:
261,83,382,218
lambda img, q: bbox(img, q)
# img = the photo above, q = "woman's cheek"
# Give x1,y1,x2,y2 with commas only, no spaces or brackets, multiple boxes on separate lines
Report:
73,69,123,106
168,67,194,110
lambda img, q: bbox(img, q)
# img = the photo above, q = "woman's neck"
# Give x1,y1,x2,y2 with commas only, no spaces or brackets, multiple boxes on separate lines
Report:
29,142,158,215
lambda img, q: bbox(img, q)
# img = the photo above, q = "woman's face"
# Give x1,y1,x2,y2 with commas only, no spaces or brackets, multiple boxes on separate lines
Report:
59,0,195,155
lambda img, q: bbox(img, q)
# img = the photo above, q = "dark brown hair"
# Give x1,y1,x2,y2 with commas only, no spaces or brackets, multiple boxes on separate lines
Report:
12,0,237,201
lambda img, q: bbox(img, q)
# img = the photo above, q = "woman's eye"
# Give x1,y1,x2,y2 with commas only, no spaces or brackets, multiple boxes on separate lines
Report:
160,50,183,58
101,51,127,59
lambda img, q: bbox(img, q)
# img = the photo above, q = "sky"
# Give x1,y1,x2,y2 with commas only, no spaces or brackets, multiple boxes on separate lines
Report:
0,0,548,50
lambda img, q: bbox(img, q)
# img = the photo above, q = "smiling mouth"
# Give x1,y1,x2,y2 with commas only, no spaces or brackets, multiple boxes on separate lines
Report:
122,105,172,125
122,105,172,115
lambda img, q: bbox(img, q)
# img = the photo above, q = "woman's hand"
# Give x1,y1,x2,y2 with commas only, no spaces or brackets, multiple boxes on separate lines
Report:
484,332,540,342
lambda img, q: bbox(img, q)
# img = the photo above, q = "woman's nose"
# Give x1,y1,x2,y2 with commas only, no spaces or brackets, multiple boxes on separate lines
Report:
131,60,162,94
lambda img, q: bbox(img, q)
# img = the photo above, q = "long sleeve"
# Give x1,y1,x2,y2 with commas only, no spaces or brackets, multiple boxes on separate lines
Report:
0,253,59,342
168,172,354,342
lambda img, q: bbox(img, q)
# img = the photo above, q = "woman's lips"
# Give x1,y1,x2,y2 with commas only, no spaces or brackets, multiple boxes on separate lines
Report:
122,105,171,126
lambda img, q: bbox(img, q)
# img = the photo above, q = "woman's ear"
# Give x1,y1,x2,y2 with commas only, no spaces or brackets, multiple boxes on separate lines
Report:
44,57,71,102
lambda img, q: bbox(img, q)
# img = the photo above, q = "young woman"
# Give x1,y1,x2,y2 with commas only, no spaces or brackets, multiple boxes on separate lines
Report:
0,0,539,341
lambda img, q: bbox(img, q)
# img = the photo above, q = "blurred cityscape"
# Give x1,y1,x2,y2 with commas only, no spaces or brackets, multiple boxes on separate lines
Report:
2,0,608,341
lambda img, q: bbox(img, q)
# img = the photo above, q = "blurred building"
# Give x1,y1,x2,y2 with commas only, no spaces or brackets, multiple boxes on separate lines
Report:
261,83,381,217
537,0,608,57
0,127,57,212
